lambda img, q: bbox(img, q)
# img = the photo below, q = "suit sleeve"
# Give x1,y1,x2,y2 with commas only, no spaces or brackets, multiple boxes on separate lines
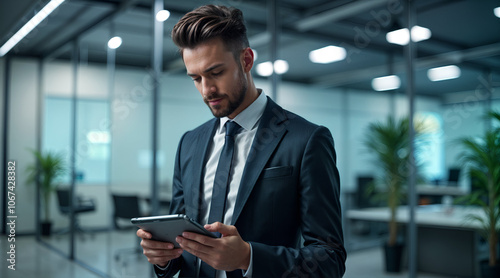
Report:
154,132,188,278
250,126,347,277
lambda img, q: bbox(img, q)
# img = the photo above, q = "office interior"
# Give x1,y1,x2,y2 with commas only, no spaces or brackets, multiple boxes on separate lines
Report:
1,0,499,277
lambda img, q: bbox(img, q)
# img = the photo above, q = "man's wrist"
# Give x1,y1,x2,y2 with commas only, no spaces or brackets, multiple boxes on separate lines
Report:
240,242,251,270
241,242,253,277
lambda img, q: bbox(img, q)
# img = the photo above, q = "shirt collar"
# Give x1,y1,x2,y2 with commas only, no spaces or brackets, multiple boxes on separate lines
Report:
218,89,267,133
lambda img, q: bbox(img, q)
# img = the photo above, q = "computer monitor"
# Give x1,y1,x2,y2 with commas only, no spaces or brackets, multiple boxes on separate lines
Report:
447,168,461,186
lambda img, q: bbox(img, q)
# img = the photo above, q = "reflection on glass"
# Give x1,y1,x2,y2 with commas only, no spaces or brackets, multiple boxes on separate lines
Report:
414,112,444,182
40,88,71,256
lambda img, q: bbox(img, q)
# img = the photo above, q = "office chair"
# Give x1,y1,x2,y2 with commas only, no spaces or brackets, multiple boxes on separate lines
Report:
356,176,377,209
56,188,96,238
111,194,145,266
350,176,387,237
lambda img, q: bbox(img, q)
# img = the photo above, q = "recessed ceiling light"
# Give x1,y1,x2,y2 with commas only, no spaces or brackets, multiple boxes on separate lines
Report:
108,36,122,49
156,10,170,22
0,0,65,57
256,60,289,76
427,65,461,82
309,45,346,64
386,26,431,45
256,61,273,76
494,7,500,18
371,75,401,91
273,60,289,74
386,28,409,45
411,26,432,42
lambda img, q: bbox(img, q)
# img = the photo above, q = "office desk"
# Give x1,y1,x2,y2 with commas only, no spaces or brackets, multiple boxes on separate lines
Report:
343,185,467,209
416,185,467,205
347,205,484,277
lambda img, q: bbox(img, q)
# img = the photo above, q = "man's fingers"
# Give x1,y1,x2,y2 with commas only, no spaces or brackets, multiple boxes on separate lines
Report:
136,228,184,267
143,246,183,258
144,249,183,266
177,235,213,257
181,231,218,246
205,222,237,236
141,238,175,250
176,224,250,271
204,222,223,232
140,240,183,266
136,228,152,239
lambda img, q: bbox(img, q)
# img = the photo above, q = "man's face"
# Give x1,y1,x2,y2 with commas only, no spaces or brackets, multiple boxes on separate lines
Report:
183,39,248,119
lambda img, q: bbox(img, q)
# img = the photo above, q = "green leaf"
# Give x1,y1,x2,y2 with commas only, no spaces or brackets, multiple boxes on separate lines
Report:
455,109,500,263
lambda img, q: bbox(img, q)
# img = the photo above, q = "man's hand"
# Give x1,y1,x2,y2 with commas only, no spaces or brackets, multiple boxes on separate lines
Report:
176,222,251,271
137,229,184,267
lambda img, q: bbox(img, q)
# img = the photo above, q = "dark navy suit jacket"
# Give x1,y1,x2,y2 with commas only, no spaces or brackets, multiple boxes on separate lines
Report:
156,97,346,277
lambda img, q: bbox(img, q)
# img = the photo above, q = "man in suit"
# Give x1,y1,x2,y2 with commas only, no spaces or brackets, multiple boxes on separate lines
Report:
137,5,346,277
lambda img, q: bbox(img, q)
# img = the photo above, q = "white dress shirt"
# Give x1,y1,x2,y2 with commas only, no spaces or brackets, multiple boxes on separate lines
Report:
201,90,267,278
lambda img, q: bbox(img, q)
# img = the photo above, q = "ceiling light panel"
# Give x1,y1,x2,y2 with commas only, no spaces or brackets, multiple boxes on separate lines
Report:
256,61,273,76
108,36,122,49
372,75,401,91
256,60,289,76
156,10,170,22
427,65,461,82
386,28,409,45
386,26,431,45
273,60,289,74
0,0,65,57
411,26,432,42
309,45,346,64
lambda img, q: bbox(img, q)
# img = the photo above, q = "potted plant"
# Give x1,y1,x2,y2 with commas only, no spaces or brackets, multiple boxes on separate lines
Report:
363,116,423,272
26,150,66,236
455,110,500,278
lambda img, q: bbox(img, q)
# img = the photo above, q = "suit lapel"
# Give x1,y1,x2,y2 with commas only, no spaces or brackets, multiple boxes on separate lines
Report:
231,98,288,225
185,119,218,222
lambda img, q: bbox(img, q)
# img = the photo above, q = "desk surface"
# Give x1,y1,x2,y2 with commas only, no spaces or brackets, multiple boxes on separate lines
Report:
416,184,467,196
347,205,483,230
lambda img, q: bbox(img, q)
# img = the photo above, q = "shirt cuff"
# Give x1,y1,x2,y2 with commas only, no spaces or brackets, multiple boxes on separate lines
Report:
242,243,254,277
154,261,171,276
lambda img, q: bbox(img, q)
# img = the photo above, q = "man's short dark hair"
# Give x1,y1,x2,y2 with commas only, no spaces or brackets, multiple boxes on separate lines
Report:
172,5,250,60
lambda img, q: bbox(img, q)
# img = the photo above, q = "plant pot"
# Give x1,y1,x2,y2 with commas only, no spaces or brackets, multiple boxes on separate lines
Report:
480,260,500,278
384,243,404,273
40,221,52,236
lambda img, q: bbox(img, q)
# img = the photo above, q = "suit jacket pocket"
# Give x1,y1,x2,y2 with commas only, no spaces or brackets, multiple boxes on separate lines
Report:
262,166,293,179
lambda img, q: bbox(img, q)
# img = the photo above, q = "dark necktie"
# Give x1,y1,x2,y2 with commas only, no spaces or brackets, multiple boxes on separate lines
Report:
200,121,241,278
208,121,241,230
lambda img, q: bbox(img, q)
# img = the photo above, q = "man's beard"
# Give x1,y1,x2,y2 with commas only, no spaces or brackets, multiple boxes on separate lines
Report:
205,70,248,118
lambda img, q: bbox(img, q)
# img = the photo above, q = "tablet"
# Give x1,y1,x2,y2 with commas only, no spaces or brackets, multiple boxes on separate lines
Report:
131,214,216,248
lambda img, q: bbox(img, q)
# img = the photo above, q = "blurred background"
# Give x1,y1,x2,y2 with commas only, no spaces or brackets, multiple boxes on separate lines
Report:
1,0,499,277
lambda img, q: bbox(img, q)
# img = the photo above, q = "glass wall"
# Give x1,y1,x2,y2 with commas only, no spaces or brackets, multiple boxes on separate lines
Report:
105,57,154,278
39,50,73,258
